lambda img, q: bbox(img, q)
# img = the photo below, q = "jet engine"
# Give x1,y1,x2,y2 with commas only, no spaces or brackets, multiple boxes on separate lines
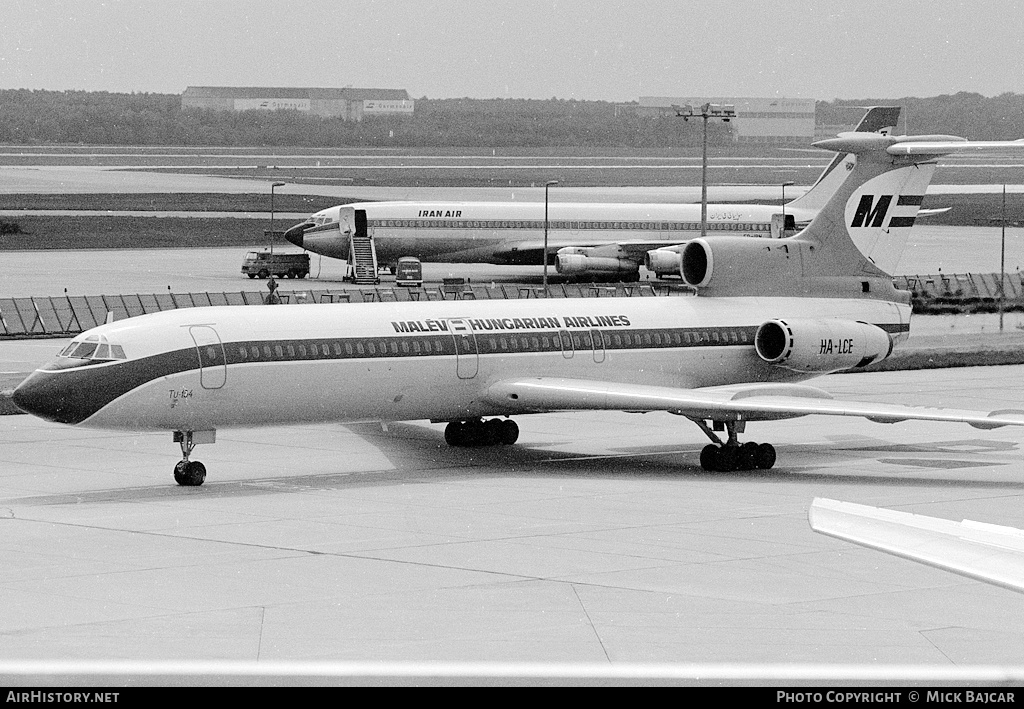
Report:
679,237,803,291
754,318,893,373
645,247,683,277
556,249,639,277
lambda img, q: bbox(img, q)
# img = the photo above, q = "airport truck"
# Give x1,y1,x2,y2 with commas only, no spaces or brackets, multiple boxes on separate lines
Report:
241,251,310,279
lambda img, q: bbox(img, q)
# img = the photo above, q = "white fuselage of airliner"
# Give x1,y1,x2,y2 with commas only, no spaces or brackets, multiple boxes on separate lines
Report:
22,294,907,432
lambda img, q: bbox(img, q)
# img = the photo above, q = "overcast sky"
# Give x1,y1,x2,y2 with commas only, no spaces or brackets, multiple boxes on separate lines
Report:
2,0,1021,101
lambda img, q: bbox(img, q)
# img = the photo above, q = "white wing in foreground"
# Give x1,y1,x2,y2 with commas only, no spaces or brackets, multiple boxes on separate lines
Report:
809,498,1024,595
482,377,1024,429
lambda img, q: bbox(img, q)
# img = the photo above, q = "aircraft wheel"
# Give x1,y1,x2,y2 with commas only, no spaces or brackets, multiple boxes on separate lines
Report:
174,460,206,486
499,419,519,445
248,274,256,279
754,443,776,470
699,444,719,471
485,418,504,446
739,442,759,470
716,446,739,472
444,421,465,447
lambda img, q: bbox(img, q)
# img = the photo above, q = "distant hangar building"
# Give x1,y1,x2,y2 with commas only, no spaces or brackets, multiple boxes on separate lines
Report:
638,96,816,143
181,87,414,120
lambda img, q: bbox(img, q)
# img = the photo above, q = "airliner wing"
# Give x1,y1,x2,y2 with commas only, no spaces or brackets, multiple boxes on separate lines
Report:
809,498,1024,594
492,240,678,264
482,377,1024,428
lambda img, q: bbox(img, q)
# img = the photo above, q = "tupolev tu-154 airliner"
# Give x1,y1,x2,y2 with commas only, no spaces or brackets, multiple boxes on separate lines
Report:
284,108,917,280
13,131,1024,487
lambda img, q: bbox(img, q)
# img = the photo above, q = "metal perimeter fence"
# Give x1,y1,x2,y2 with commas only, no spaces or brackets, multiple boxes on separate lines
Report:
0,281,687,339
4,274,1023,339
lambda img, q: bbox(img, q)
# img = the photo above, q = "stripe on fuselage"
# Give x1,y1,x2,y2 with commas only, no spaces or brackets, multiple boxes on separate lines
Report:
34,321,908,425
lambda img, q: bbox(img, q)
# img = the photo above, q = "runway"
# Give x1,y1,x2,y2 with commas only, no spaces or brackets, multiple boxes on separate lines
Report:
2,355,1024,683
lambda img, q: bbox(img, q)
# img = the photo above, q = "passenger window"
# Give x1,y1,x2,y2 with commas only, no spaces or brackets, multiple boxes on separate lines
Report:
345,342,353,355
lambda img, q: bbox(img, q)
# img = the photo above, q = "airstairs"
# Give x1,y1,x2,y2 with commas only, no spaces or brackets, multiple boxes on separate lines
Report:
346,231,379,285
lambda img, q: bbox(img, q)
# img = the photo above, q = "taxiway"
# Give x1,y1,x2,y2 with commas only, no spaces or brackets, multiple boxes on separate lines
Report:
2,350,1024,682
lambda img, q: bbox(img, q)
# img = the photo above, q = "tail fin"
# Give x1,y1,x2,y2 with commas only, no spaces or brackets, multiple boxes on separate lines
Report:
681,133,1024,300
787,106,901,214
798,133,991,278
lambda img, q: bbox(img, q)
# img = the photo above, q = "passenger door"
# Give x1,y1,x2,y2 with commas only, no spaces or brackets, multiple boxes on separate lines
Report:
189,325,227,389
448,318,478,379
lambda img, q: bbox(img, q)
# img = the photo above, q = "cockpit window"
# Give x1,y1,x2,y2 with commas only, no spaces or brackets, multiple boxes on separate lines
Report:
60,334,127,361
70,341,99,359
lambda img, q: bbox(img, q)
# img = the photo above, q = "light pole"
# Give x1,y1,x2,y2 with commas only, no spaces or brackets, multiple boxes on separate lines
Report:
675,103,736,238
989,184,1008,331
780,181,795,237
543,180,559,294
1001,184,1007,332
270,181,286,254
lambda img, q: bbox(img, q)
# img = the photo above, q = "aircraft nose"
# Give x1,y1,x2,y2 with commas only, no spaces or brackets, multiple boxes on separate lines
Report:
284,223,306,248
11,370,84,424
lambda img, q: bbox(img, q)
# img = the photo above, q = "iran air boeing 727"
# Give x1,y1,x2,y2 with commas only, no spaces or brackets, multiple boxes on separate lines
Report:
12,131,1024,487
284,108,908,280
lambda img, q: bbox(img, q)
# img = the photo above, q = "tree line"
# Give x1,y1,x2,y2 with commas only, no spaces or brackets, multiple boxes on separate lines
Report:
1,89,1022,147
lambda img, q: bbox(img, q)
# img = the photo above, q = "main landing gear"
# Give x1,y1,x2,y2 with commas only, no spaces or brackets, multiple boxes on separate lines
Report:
172,430,210,486
691,419,776,472
444,417,519,447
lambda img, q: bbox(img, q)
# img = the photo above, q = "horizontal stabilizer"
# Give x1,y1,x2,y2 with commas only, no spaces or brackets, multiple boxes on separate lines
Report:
809,498,1024,594
814,133,1024,158
887,138,1024,155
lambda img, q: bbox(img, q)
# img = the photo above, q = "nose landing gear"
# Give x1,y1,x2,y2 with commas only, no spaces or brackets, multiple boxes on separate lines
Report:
691,419,776,472
172,430,214,486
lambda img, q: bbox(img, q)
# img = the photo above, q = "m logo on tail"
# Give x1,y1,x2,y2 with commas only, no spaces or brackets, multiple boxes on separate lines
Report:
850,195,893,228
